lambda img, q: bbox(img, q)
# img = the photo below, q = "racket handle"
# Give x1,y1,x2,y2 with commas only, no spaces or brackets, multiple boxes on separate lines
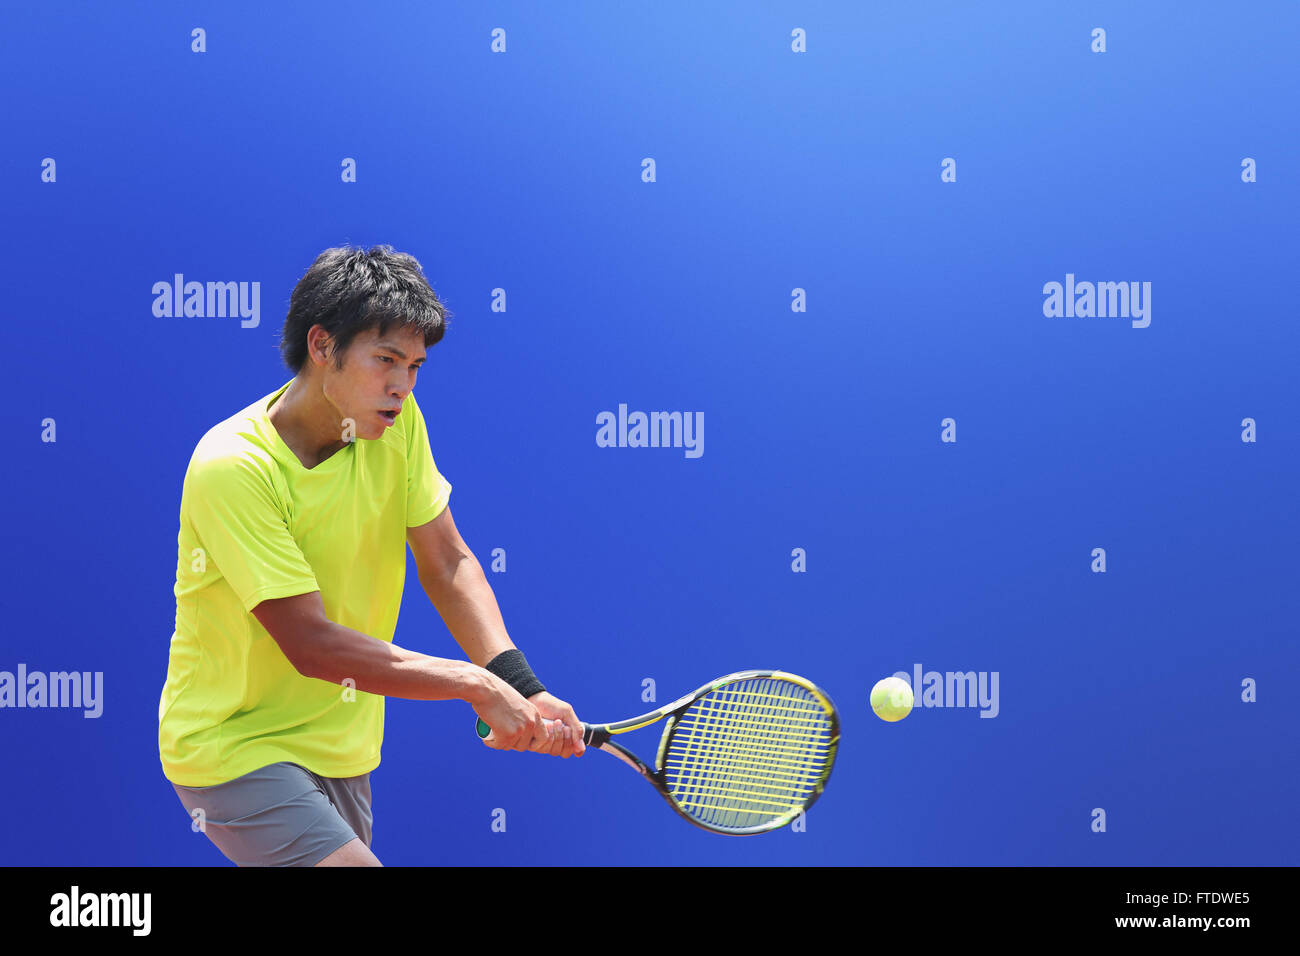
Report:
475,717,600,746
477,717,564,741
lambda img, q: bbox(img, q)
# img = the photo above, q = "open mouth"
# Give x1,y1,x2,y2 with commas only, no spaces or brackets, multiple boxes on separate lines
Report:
379,409,398,423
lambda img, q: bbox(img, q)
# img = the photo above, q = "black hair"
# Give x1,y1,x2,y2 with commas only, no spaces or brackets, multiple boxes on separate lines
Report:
279,244,450,374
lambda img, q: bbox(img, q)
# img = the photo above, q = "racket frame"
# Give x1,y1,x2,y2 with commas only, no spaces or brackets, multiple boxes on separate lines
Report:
581,669,840,835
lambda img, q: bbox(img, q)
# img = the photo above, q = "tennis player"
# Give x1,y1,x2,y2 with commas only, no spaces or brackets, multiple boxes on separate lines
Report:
158,245,583,867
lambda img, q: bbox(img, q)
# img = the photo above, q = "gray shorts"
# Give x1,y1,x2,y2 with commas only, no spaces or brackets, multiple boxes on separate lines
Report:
172,762,373,867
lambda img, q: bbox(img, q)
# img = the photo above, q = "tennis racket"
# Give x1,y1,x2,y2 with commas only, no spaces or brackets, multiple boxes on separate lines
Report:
476,669,840,835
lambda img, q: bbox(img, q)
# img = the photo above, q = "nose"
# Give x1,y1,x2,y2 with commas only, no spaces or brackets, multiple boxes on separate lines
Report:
388,377,412,404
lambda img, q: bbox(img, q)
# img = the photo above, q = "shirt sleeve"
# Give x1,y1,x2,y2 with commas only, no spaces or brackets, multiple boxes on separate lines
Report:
184,453,320,613
404,393,452,528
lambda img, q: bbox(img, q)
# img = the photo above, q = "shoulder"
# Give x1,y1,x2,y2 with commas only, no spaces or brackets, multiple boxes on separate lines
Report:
185,405,279,494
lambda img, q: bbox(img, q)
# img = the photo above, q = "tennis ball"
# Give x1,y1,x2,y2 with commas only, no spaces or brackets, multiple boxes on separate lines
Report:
870,677,914,722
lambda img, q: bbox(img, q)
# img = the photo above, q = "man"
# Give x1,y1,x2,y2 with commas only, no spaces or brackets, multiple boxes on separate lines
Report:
158,245,582,867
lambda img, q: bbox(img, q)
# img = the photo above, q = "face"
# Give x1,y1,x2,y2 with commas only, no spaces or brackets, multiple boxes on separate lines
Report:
318,325,427,441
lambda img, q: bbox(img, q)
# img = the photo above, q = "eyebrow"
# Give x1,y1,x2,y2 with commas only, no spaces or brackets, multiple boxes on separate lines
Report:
376,343,426,363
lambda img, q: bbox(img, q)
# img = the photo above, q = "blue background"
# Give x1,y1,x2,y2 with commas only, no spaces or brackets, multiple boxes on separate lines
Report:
1,1,1296,866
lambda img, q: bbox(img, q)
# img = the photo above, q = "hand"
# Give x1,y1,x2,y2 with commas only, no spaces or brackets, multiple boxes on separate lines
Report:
527,691,586,758
472,673,553,752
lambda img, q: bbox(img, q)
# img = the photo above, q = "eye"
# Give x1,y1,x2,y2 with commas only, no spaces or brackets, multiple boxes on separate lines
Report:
378,355,393,363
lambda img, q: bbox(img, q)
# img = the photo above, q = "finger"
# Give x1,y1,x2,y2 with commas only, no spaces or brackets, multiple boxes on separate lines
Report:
527,723,564,754
526,716,556,752
555,721,576,758
540,723,563,757
549,719,567,755
552,721,570,757
505,717,536,752
567,712,585,756
552,706,583,756
525,713,550,752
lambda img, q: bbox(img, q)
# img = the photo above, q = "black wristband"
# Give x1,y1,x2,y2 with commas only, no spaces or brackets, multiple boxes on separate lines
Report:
484,648,546,699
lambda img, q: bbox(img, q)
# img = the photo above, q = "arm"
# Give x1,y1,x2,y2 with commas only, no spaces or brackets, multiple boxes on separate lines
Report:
251,591,549,752
407,507,584,756
186,444,555,752
252,590,486,700
406,507,514,667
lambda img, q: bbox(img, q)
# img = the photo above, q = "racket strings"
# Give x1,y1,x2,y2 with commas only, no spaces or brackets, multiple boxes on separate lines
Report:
667,690,830,821
661,711,832,774
662,677,834,831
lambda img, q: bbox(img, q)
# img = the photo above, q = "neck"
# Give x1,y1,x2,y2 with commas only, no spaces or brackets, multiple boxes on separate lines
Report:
269,376,349,468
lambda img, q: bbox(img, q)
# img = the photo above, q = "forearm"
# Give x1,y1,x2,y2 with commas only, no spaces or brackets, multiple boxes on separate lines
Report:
299,621,493,703
421,553,517,667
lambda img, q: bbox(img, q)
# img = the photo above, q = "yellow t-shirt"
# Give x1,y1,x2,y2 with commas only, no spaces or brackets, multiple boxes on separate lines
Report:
158,379,451,787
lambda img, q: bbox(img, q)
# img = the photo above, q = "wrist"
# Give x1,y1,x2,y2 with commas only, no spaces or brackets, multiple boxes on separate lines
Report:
484,648,546,699
460,662,498,707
